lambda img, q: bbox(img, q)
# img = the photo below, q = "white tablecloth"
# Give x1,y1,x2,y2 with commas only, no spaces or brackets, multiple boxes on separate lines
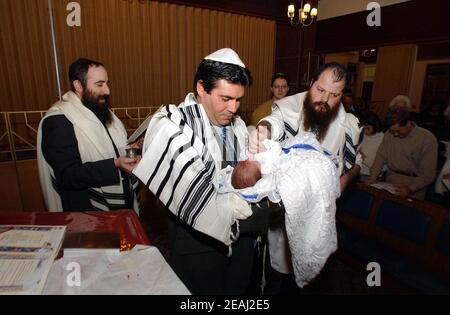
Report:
43,245,190,295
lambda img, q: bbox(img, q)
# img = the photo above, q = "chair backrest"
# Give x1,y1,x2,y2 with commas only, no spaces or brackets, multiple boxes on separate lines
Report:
337,187,375,220
376,199,432,245
436,219,450,258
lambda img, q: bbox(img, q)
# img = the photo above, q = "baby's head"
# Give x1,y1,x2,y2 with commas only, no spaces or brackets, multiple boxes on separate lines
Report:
231,160,262,189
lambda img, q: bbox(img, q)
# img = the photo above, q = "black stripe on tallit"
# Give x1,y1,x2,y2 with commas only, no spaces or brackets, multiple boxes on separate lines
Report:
187,183,215,226
358,130,364,147
155,142,192,198
166,104,172,120
88,189,109,208
102,191,126,200
166,130,214,211
166,157,196,209
284,121,298,137
170,103,217,225
146,131,182,188
179,152,216,224
178,165,210,219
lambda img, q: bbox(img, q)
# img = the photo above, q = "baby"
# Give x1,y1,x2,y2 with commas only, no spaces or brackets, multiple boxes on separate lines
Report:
231,160,262,189
217,131,341,289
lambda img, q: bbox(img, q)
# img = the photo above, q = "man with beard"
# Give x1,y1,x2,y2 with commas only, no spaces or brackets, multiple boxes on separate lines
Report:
37,58,139,212
250,62,363,293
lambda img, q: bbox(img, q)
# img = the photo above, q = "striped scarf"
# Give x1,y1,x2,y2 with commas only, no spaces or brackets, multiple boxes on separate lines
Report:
133,93,248,245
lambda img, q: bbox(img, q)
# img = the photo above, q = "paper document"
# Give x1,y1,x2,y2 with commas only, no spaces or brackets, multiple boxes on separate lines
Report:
369,182,400,195
127,115,153,144
0,225,66,295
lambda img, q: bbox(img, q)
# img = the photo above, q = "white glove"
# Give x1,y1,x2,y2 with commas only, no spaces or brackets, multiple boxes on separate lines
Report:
228,193,252,220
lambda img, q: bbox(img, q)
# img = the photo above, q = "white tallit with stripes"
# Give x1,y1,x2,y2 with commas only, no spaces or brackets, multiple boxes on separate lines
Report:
261,91,363,175
133,93,248,245
37,91,138,212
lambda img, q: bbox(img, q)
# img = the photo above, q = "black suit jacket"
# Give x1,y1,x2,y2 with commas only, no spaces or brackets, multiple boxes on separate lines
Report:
41,115,120,211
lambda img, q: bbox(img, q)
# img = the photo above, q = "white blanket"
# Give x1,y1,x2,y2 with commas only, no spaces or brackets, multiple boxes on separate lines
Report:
219,132,340,287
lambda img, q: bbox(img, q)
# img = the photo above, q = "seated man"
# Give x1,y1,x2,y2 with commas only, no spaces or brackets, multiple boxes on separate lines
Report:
217,131,340,288
368,107,438,199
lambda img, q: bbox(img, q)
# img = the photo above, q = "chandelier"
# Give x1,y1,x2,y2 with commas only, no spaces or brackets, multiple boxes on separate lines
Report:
287,1,318,27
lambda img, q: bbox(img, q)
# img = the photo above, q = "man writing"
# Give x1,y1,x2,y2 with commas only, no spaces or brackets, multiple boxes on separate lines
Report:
250,62,363,293
134,48,276,295
37,58,138,212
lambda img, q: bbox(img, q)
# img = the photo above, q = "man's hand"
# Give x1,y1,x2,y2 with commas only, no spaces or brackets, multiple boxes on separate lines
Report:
360,150,366,161
394,185,411,198
340,165,361,192
114,156,140,174
248,124,271,156
130,137,144,150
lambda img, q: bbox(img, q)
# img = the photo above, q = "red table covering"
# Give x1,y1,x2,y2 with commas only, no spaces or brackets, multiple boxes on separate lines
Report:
0,209,150,251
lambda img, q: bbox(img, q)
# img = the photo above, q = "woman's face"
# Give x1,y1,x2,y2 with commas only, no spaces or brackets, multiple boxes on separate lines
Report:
363,125,375,136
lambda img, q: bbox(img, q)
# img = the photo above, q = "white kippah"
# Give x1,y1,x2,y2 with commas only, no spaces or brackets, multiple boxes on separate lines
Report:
204,48,246,68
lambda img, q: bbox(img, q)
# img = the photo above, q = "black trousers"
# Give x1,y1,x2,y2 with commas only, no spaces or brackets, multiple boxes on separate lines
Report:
168,215,259,295
167,201,284,295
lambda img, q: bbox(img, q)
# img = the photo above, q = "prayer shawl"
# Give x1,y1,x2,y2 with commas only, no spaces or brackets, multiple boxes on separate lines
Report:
262,91,363,175
133,93,248,245
37,91,138,212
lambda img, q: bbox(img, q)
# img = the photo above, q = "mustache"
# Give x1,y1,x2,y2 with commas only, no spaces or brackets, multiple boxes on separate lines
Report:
313,101,331,111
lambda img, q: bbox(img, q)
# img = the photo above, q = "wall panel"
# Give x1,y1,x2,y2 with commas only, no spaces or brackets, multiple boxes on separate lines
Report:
15,159,46,212
0,0,57,111
0,162,23,212
371,44,417,118
50,0,275,111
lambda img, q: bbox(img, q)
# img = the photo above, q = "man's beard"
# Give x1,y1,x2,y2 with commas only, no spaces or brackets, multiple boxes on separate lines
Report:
81,89,112,125
303,91,340,141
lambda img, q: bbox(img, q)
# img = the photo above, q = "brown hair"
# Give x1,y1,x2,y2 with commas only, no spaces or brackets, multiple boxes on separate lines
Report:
231,160,262,189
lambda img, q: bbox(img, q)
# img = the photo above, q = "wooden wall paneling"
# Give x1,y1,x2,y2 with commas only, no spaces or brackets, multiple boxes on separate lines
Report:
370,44,417,118
51,0,275,112
15,159,46,212
0,0,57,111
0,162,23,212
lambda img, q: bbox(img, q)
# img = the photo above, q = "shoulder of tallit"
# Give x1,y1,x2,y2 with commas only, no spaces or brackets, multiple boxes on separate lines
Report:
342,112,362,143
